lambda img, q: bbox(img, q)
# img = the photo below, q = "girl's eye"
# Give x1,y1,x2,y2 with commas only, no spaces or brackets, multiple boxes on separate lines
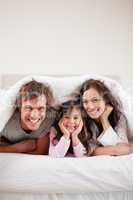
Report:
39,107,45,112
64,116,69,119
74,116,79,120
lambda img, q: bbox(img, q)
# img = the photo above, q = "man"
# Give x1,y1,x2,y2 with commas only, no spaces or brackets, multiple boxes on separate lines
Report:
0,80,56,154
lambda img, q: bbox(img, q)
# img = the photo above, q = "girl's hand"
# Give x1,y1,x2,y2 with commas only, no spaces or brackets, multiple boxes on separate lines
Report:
58,119,70,139
100,105,113,122
71,119,83,138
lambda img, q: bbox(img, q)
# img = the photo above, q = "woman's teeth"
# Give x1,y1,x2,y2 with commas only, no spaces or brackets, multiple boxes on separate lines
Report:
29,119,39,124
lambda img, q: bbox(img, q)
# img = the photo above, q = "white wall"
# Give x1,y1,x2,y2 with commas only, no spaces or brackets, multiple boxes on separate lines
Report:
0,0,133,79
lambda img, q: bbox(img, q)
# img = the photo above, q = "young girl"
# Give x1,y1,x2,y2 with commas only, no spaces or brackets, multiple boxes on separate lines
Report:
78,79,130,156
49,99,96,157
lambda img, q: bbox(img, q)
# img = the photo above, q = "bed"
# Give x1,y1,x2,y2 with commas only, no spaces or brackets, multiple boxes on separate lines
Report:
0,74,133,200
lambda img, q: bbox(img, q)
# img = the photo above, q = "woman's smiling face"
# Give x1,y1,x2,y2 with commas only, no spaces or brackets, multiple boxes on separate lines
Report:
82,87,106,119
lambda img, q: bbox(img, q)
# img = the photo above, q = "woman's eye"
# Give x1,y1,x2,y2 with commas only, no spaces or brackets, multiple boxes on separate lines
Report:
92,98,101,103
92,99,98,103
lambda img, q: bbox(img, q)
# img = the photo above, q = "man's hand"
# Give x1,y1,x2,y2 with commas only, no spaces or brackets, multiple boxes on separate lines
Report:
12,139,36,153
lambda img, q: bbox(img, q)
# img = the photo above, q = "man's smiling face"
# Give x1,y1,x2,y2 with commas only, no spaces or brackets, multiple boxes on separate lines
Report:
20,94,47,131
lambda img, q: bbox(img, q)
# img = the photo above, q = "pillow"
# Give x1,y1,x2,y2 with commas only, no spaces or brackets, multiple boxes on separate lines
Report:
0,89,6,99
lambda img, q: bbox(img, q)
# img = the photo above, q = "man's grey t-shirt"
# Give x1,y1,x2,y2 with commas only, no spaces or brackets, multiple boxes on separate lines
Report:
0,108,56,143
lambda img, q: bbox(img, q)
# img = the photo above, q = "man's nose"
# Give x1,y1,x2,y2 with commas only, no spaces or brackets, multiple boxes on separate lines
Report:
30,109,39,118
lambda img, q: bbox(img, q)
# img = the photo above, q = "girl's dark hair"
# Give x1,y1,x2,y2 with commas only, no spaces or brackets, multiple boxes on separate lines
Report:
53,99,93,155
78,79,123,138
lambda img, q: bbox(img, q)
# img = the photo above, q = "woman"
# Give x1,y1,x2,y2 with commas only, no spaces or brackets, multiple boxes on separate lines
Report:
78,79,130,156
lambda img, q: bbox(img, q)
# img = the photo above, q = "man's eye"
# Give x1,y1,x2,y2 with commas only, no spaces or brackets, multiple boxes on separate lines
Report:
25,106,32,111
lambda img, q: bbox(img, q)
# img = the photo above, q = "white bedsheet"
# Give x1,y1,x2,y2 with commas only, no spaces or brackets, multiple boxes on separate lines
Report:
0,153,133,194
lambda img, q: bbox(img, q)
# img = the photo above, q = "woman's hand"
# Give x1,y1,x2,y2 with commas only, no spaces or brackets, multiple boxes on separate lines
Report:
58,119,70,139
100,105,113,122
100,105,113,130
92,143,130,156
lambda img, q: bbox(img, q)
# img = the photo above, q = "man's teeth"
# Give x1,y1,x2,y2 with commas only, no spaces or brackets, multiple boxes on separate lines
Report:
29,119,39,124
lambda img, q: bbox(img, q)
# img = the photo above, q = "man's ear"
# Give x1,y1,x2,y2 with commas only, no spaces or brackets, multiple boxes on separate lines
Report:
15,94,21,110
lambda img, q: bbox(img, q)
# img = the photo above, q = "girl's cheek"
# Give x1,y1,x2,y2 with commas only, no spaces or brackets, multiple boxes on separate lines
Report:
76,121,81,127
62,119,68,126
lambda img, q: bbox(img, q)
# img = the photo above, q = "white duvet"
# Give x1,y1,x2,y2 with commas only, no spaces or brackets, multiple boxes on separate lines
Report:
0,74,133,139
0,153,133,193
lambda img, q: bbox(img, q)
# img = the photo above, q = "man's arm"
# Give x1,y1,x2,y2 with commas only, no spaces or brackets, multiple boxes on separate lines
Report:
28,134,49,155
0,139,36,153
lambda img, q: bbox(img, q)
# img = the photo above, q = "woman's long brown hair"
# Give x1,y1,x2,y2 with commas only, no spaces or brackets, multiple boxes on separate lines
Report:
79,79,123,138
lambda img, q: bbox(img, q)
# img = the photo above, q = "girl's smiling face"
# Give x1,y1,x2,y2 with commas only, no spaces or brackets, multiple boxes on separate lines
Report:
62,107,82,133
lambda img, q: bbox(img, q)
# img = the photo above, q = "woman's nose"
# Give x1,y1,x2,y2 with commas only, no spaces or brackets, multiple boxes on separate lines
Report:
87,102,95,110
